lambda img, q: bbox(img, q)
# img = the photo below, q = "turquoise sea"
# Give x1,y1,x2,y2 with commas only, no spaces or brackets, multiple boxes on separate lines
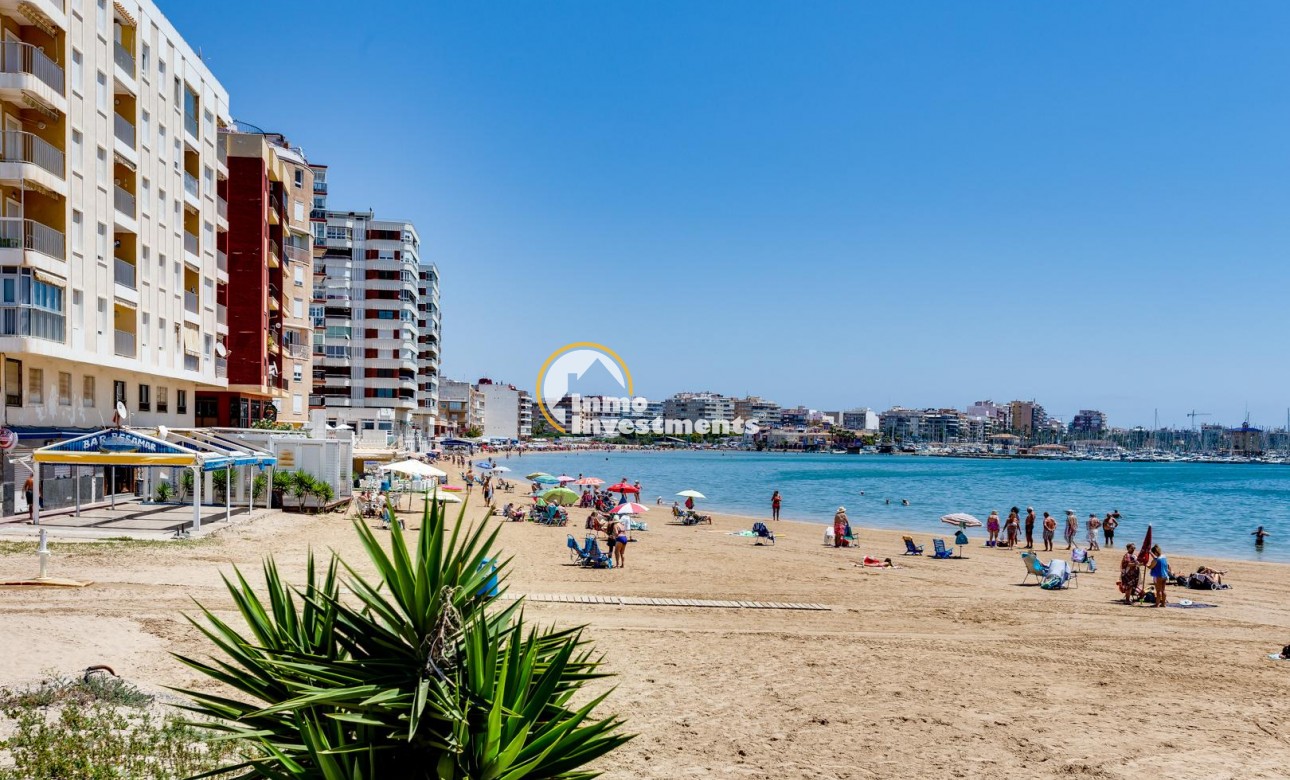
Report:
485,451,1288,562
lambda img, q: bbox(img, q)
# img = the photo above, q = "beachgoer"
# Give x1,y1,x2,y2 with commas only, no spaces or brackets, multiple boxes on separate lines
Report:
1120,543,1140,605
1086,513,1101,551
833,507,848,549
1196,565,1227,585
771,490,781,521
986,511,1000,547
23,474,34,519
1064,510,1077,550
1004,507,1020,548
611,516,628,568
1024,507,1036,549
1149,544,1171,607
1103,512,1117,546
1042,512,1056,552
1253,526,1269,547
901,499,910,506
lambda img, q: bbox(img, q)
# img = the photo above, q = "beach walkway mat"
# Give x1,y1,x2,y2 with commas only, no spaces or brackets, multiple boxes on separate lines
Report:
507,593,830,611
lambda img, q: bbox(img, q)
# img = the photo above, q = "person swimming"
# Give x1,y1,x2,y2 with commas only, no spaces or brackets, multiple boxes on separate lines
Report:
1253,526,1269,547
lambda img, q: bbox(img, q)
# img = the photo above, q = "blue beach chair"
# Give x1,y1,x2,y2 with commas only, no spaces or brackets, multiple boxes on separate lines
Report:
585,538,614,568
567,534,590,565
1021,551,1049,585
931,538,954,559
752,522,775,545
902,536,924,555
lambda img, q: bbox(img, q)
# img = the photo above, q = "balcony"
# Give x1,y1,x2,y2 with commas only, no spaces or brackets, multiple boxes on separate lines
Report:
313,180,327,194
285,243,310,264
114,328,135,358
0,217,65,265
267,241,280,268
215,137,227,172
112,112,136,168
216,195,227,223
214,357,227,379
183,230,198,259
113,257,135,290
0,130,65,195
184,111,198,144
183,171,199,208
184,291,199,314
216,250,227,276
113,184,135,219
287,342,310,359
0,40,66,116
184,353,199,372
111,40,136,96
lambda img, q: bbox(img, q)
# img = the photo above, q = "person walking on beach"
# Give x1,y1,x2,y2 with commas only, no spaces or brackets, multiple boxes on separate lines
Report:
1004,508,1020,548
1024,507,1036,549
1042,512,1056,552
1102,512,1117,547
1149,544,1171,607
1119,543,1140,605
771,490,781,521
986,510,1000,547
833,507,849,548
1086,513,1101,551
1253,526,1270,547
610,515,628,569
1064,510,1078,550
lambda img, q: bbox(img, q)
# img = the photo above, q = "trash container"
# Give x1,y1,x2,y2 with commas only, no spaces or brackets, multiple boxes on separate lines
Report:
477,558,499,597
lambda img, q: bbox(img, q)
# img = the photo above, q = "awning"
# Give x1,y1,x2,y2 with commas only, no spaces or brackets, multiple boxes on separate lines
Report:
33,427,276,471
183,326,201,355
32,269,64,286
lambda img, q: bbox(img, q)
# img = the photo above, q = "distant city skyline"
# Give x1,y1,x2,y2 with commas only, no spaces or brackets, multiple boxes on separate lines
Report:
162,1,1290,427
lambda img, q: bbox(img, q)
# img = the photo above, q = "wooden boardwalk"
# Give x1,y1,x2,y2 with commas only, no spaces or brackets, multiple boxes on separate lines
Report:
505,593,830,611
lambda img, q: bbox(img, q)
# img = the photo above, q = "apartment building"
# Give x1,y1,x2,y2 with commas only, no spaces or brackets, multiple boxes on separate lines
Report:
1068,409,1108,438
477,379,527,441
194,129,313,427
438,378,483,435
310,208,433,450
414,260,439,438
733,396,781,429
662,392,734,423
0,0,230,511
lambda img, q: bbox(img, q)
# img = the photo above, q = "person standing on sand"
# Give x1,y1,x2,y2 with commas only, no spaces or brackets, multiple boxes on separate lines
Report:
1064,510,1077,550
1103,512,1117,547
986,511,1000,547
1004,508,1020,548
1042,512,1056,552
1149,544,1171,607
833,507,849,549
610,515,628,569
1120,543,1140,605
771,490,781,521
1086,513,1101,551
1024,507,1036,549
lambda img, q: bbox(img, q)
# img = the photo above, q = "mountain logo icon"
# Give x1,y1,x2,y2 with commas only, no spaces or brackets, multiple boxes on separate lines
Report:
536,343,634,434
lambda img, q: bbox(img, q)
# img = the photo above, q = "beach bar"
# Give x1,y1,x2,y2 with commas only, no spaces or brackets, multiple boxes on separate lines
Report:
31,428,277,532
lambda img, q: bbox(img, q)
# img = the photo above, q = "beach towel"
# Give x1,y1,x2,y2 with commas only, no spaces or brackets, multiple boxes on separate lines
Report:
1166,601,1217,609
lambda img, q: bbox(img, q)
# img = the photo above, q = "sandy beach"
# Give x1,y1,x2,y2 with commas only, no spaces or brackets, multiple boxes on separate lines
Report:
3,485,1290,779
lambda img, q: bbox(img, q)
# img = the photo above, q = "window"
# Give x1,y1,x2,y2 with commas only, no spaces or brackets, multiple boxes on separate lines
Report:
156,386,168,413
157,126,166,167
4,359,19,406
28,368,43,405
96,297,107,334
174,76,181,106
326,225,352,240
176,388,187,414
71,49,83,94
293,364,303,381
141,44,150,76
71,210,83,254
82,375,95,407
294,266,303,286
292,394,303,415
141,111,150,148
96,146,106,184
141,246,149,280
95,71,106,113
96,222,106,261
58,372,71,405
71,130,82,168
141,178,150,214
294,169,304,188
158,317,165,351
292,298,304,318
203,166,213,195
141,313,149,349
113,380,126,406
138,383,150,411
96,0,106,34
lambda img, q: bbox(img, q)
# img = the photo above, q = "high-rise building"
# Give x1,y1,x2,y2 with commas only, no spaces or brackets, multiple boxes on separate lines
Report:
662,392,734,423
195,129,314,426
733,396,781,429
310,209,431,449
439,379,483,435
477,379,526,441
414,261,440,438
1069,409,1107,438
1008,400,1047,437
0,0,230,509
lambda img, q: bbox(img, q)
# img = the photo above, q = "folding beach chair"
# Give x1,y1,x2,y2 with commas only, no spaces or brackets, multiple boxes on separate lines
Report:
1021,551,1049,585
902,536,924,555
1071,546,1092,573
567,534,590,565
931,538,954,559
584,538,614,568
752,522,775,545
1042,558,1078,589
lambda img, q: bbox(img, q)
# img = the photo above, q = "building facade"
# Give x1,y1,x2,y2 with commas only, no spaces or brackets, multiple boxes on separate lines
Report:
478,379,525,441
196,129,313,427
0,0,231,511
1068,409,1107,438
733,396,781,429
310,209,432,449
662,392,734,423
413,261,439,439
439,378,483,435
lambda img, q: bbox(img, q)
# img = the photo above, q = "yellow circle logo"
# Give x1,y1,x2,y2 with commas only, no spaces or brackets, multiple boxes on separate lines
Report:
535,343,634,434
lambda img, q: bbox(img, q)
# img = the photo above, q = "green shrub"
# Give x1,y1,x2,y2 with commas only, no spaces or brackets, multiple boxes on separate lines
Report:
175,496,631,778
154,481,174,503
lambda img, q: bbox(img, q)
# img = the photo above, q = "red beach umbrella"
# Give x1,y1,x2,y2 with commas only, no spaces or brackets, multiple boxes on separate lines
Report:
1137,525,1153,565
608,482,639,493
611,503,649,515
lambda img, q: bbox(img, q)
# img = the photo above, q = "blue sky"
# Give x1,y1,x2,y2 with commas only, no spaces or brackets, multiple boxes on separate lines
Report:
165,1,1290,429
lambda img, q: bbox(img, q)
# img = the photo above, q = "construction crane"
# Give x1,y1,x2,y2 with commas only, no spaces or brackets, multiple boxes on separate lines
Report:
1186,410,1211,430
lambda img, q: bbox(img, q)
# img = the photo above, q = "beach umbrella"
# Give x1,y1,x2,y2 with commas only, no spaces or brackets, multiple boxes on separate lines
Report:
676,490,706,499
608,482,639,494
611,502,649,515
485,465,511,474
556,475,576,483
427,487,463,504
525,472,551,480
381,459,447,479
533,475,560,485
1137,525,1153,565
574,477,603,486
438,485,465,492
940,513,983,528
540,487,579,506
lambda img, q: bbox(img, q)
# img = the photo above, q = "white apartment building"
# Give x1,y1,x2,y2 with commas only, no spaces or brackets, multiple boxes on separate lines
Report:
413,260,439,439
0,0,229,513
310,209,436,450
478,381,526,442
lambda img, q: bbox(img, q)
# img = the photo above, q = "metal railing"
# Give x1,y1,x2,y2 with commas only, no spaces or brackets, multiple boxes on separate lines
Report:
113,184,135,217
184,291,199,314
216,303,226,325
216,250,227,274
216,140,227,168
285,243,310,264
287,343,310,359
113,257,135,289
184,111,198,140
113,41,134,78
216,196,227,221
183,231,198,256
113,112,135,148
114,329,135,358
313,181,327,193
214,357,227,378
0,40,64,94
184,353,199,372
0,130,63,177
0,217,65,261
183,171,199,198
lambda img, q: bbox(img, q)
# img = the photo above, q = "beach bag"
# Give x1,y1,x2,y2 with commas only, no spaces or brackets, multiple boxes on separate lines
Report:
1040,575,1064,590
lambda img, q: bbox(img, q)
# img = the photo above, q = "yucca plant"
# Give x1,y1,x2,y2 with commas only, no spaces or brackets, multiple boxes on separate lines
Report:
173,496,630,778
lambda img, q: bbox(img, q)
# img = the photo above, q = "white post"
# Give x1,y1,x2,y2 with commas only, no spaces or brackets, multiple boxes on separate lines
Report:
246,466,253,513
109,465,115,510
31,462,40,526
191,465,201,532
224,464,231,523
36,528,48,579
74,465,80,516
265,466,272,510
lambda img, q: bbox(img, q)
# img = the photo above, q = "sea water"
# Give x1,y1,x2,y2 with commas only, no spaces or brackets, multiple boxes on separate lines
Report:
474,450,1289,563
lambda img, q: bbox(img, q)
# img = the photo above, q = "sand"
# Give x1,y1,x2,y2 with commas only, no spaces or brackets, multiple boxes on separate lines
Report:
3,485,1290,779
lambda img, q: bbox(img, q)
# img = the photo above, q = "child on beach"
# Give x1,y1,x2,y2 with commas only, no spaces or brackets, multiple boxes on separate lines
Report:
1149,544,1171,607
1042,512,1056,552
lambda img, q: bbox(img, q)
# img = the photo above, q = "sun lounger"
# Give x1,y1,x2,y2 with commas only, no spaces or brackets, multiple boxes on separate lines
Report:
752,522,775,545
1021,551,1049,585
584,538,613,568
1071,546,1094,573
902,536,924,555
931,538,953,559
